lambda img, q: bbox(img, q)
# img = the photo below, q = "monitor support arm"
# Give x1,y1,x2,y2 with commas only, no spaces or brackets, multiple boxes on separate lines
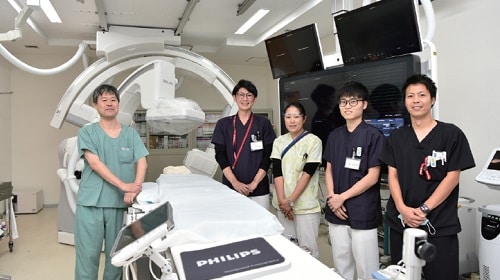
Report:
142,247,178,280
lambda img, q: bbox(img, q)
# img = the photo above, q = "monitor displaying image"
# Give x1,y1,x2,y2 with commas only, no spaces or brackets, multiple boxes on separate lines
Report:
364,118,405,137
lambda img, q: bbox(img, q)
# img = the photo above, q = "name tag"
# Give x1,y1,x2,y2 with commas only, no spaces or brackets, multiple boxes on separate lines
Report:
250,141,263,151
345,157,361,170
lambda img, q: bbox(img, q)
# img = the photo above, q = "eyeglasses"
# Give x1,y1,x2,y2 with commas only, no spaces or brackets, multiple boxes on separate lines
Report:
236,92,254,99
339,99,364,107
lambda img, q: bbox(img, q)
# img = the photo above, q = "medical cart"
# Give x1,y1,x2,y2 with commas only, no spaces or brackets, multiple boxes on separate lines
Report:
0,181,14,252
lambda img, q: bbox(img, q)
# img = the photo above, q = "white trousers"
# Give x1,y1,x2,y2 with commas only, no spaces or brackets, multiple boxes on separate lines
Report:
249,194,270,211
328,223,379,280
277,211,321,259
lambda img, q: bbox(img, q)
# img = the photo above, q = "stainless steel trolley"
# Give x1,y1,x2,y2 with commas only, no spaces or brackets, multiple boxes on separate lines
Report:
0,181,14,252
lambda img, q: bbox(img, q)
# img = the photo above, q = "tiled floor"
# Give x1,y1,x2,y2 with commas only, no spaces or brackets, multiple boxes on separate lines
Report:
0,207,334,279
0,207,105,279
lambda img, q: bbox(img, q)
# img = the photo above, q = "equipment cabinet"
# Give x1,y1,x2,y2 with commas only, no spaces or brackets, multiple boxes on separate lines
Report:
133,109,273,182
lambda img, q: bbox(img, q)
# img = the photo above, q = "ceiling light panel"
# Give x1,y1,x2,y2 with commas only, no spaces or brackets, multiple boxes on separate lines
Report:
234,9,269,35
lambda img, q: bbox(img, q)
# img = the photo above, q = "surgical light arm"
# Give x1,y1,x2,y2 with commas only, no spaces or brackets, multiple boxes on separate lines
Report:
0,2,36,42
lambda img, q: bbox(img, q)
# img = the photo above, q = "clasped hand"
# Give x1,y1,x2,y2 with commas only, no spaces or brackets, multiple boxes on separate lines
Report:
327,194,348,220
399,206,427,228
233,181,253,196
122,182,142,205
279,199,294,221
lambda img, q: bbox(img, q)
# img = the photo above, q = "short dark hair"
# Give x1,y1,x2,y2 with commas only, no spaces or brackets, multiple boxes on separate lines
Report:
92,84,120,104
337,81,369,101
284,102,307,118
402,74,437,99
232,79,258,98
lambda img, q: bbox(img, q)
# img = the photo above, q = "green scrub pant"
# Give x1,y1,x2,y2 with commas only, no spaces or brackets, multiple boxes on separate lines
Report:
74,205,125,280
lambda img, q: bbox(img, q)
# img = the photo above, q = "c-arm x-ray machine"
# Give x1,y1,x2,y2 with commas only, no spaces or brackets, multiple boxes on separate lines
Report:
55,26,239,245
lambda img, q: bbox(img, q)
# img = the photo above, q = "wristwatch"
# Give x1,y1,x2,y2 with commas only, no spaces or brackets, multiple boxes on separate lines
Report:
287,199,294,207
419,203,431,215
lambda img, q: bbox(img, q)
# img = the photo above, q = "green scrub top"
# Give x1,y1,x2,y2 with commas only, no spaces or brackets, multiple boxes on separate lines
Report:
77,122,149,208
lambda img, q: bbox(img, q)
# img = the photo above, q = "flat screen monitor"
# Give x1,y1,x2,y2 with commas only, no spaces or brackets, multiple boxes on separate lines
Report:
265,23,324,79
334,0,422,65
111,201,175,266
279,54,420,151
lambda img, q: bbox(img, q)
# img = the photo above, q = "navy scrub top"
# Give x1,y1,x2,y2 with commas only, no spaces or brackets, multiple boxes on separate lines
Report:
323,122,385,229
211,113,276,196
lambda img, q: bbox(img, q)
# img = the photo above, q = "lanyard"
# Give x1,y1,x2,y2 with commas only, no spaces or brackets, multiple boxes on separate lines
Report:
232,113,254,169
280,131,309,159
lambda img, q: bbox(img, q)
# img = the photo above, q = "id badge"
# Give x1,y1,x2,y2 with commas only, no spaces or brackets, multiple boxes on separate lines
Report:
250,140,263,151
345,157,361,170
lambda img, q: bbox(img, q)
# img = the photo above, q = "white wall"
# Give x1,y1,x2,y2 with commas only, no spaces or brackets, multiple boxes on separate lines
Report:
1,0,500,208
0,57,12,183
427,0,500,206
9,55,80,205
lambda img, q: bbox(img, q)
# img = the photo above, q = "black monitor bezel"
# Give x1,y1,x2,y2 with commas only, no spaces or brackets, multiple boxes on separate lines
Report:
265,23,325,79
334,0,423,66
111,201,174,257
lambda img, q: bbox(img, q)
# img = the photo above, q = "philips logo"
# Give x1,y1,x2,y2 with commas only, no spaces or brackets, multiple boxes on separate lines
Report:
163,78,174,86
196,249,261,267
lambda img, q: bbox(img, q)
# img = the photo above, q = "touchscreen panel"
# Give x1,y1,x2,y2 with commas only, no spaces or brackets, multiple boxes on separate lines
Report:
487,150,500,171
111,201,174,256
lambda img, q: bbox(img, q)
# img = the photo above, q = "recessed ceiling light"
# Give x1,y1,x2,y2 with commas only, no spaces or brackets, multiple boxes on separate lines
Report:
39,0,62,23
235,9,270,35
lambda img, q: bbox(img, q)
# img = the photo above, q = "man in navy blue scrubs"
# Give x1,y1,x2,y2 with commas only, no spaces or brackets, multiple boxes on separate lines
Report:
211,79,276,209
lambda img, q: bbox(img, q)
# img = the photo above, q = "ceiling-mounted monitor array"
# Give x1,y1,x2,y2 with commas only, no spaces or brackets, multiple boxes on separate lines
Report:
265,23,325,80
334,0,422,66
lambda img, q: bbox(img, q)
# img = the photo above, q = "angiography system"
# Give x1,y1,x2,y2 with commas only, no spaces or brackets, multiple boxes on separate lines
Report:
54,26,240,244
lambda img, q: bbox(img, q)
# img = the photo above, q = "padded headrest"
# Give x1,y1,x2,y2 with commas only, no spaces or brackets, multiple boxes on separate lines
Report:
62,136,83,171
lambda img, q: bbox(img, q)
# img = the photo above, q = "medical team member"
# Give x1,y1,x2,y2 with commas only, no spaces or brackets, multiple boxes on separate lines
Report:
211,79,276,209
271,102,322,258
75,84,148,280
380,74,475,280
324,81,385,280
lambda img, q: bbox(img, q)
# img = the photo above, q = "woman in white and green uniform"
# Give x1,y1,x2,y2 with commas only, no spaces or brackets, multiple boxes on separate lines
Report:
271,102,322,258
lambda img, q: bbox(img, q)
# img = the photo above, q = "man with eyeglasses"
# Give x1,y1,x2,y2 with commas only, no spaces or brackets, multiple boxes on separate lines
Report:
211,79,276,210
323,81,385,280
